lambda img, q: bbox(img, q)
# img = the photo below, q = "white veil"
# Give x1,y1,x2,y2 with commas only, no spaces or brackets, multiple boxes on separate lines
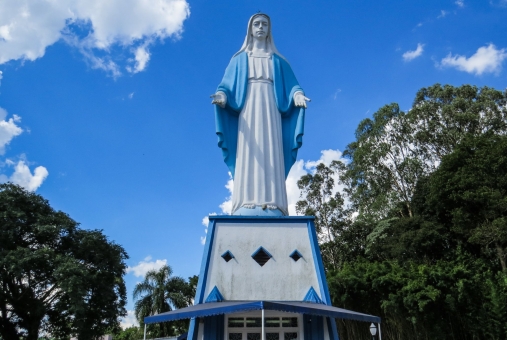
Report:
233,13,286,60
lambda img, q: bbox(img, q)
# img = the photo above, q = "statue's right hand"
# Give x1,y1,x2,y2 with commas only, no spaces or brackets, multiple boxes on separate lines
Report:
210,92,227,108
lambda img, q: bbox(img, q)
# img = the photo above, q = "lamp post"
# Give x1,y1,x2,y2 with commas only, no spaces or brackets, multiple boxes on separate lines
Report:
369,323,377,340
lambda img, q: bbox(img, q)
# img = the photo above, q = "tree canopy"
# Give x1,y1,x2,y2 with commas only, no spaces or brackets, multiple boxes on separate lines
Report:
0,183,128,340
297,84,507,340
133,265,197,338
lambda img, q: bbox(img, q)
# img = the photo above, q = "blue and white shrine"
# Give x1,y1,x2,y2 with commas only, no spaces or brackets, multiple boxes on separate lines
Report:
144,12,381,340
145,215,381,340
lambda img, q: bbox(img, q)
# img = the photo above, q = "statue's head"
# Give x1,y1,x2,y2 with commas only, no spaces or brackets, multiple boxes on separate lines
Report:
249,14,270,41
234,13,285,59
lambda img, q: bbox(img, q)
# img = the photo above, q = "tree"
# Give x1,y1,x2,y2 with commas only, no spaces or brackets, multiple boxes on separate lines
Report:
133,265,195,337
296,84,507,339
296,161,372,271
344,103,424,219
0,183,128,340
426,133,507,272
114,326,144,340
411,84,507,159
323,143,507,340
343,84,507,220
296,161,348,243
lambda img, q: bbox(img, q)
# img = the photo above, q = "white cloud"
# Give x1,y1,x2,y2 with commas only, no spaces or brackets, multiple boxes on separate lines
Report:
402,43,424,61
440,44,507,75
200,212,217,245
202,216,209,228
291,149,348,214
126,256,167,277
0,108,23,155
0,108,48,191
213,149,347,217
333,89,341,100
127,45,151,73
492,0,507,7
286,159,308,216
304,149,345,171
63,36,122,77
0,70,3,86
200,175,233,245
201,216,209,245
7,160,49,191
455,0,464,7
438,10,449,18
120,310,139,329
0,0,190,76
201,150,348,242
218,174,234,215
128,92,134,99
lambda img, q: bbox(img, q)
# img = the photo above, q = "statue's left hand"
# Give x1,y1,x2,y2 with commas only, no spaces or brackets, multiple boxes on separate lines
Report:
294,92,311,108
211,92,227,108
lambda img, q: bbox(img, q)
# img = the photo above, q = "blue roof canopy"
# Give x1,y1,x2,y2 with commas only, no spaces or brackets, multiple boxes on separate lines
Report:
144,301,380,325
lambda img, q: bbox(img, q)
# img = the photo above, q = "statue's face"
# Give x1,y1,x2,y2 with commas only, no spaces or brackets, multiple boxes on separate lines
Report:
251,16,269,40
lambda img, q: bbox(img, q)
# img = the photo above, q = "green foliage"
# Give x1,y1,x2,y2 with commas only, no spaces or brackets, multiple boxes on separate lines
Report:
0,183,128,340
296,161,353,269
344,103,424,219
296,161,346,238
343,84,507,220
427,133,507,271
133,266,196,338
297,84,507,339
329,251,506,340
114,326,144,340
411,84,507,158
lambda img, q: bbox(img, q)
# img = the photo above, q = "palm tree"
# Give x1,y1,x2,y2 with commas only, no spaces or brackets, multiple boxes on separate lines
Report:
133,265,191,337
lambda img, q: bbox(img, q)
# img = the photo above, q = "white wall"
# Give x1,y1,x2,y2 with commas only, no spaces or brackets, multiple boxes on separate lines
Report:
204,221,322,301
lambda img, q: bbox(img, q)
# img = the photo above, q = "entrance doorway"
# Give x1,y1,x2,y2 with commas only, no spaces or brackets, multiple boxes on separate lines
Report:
226,313,300,340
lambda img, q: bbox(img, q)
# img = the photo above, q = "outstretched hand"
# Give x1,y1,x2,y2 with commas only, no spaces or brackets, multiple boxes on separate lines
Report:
294,92,311,108
210,92,227,108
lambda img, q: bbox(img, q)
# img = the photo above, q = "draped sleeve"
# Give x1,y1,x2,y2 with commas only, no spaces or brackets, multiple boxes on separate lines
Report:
272,54,305,177
214,53,248,177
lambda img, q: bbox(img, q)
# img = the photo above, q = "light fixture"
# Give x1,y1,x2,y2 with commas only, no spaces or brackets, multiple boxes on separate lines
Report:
369,323,377,338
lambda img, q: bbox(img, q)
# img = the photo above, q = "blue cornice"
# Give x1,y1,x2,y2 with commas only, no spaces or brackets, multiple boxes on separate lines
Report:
208,215,315,223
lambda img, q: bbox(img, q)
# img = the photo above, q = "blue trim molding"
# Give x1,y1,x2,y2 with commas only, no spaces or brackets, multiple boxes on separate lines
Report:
304,286,324,304
187,317,197,340
306,219,340,340
147,301,380,324
205,286,225,303
208,215,314,223
189,217,218,340
195,218,217,304
306,219,329,304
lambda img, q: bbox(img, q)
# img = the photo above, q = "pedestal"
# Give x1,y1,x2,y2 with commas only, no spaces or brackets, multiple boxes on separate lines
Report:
188,216,339,340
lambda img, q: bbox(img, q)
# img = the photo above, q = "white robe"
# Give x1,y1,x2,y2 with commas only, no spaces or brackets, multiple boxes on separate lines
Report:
231,52,289,215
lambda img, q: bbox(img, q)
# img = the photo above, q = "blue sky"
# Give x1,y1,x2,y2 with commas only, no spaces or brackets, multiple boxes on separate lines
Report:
1,0,507,327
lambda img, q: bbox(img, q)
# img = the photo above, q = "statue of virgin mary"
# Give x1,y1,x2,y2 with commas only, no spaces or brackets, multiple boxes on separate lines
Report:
212,13,310,216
